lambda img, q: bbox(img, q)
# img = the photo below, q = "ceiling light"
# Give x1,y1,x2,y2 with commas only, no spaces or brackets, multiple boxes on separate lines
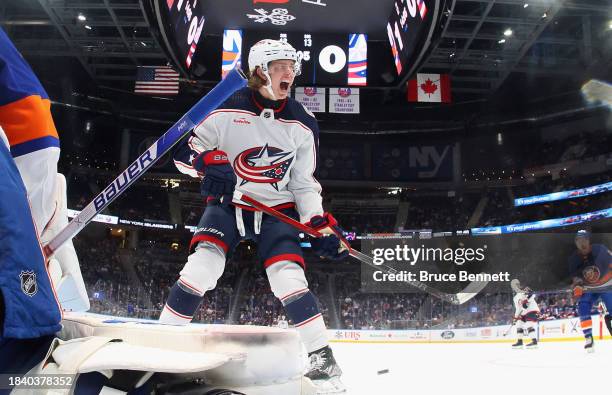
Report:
77,13,86,21
84,25,92,30
140,41,147,47
523,3,529,8
498,39,506,44
503,28,513,37
542,12,547,18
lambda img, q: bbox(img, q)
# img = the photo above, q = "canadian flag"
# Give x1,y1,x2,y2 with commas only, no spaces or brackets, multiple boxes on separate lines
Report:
407,73,451,103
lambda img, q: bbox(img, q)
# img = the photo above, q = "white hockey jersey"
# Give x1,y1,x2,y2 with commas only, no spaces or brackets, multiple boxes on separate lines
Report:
174,88,323,223
513,291,539,317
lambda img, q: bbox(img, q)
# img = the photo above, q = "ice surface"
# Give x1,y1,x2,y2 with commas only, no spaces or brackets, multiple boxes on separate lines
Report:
331,340,612,394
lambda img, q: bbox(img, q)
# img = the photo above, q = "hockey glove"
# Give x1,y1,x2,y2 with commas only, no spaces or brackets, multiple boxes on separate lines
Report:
192,150,236,205
306,213,350,260
572,285,584,298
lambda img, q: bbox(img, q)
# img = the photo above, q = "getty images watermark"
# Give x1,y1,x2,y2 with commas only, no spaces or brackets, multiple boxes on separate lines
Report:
367,244,510,287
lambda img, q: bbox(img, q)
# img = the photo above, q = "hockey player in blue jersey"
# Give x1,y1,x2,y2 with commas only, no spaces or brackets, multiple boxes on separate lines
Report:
160,39,348,393
568,229,612,352
0,25,63,377
0,26,87,383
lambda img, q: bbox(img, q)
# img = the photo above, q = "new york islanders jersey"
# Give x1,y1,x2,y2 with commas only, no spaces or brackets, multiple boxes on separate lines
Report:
568,244,612,288
0,26,60,233
174,88,323,223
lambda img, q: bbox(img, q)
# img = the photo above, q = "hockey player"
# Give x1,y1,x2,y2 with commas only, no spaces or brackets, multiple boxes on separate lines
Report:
0,26,86,378
568,229,612,352
510,279,539,349
161,39,348,393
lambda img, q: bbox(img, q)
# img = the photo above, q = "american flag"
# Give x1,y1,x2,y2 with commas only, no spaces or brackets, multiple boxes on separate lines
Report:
134,66,179,95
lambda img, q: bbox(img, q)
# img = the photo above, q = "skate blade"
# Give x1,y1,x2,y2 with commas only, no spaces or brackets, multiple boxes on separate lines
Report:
511,346,523,350
309,377,347,394
586,348,595,354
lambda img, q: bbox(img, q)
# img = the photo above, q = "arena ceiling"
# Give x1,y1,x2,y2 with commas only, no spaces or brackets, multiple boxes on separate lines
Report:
1,0,611,101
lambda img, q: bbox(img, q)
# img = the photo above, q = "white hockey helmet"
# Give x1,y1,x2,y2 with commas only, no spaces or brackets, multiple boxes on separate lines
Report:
248,39,302,77
510,279,522,293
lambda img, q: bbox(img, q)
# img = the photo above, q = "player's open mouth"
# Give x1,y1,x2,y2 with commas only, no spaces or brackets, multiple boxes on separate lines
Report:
279,81,290,92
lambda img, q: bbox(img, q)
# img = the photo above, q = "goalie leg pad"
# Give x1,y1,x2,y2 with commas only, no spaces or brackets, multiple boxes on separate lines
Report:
41,173,89,312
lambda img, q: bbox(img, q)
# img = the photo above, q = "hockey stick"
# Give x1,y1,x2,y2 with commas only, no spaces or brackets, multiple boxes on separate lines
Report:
502,322,515,337
541,278,612,295
234,191,488,305
43,69,247,257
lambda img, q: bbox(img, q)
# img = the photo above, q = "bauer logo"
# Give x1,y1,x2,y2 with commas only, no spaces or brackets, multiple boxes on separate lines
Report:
195,227,225,238
440,330,455,339
93,148,156,211
177,120,189,132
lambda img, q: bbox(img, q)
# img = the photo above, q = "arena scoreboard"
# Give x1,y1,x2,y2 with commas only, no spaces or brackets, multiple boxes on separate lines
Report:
386,0,444,81
148,0,206,75
222,30,368,87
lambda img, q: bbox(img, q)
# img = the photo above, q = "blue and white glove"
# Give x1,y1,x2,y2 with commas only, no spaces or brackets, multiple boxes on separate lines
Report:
306,213,350,260
192,150,236,205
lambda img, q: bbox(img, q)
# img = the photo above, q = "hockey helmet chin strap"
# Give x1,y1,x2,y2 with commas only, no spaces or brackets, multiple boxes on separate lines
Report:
261,67,277,101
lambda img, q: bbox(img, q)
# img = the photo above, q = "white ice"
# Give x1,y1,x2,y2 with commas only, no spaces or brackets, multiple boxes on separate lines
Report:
331,340,612,394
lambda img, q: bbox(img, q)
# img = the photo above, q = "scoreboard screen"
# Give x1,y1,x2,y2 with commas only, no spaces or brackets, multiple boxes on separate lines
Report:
149,0,206,75
222,30,368,87
386,0,441,81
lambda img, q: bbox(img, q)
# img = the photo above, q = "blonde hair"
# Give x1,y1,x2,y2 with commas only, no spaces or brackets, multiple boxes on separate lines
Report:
247,67,267,90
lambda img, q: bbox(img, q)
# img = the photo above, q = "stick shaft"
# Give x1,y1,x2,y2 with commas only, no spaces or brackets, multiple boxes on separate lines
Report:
44,69,247,257
234,191,484,304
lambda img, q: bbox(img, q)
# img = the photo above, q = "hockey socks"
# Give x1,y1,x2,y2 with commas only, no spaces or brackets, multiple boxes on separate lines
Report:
605,314,612,336
579,317,593,337
284,291,328,353
159,281,203,324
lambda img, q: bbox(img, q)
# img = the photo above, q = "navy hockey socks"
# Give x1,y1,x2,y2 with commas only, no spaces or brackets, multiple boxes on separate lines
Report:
159,282,203,324
283,291,328,353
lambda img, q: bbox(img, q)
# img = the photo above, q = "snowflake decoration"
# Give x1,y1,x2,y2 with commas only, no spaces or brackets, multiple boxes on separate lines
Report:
246,8,296,26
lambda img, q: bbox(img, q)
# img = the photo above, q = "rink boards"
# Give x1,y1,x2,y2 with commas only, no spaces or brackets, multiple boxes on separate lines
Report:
329,314,611,344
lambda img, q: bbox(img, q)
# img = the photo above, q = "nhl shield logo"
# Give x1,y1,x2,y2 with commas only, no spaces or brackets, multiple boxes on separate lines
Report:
20,270,37,297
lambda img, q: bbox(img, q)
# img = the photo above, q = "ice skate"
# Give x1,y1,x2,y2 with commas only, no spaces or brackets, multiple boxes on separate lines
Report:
584,335,594,353
525,339,538,349
511,339,523,349
305,346,346,394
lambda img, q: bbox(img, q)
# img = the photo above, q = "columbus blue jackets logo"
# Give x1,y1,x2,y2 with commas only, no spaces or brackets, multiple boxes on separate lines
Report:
20,270,37,297
233,144,293,190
